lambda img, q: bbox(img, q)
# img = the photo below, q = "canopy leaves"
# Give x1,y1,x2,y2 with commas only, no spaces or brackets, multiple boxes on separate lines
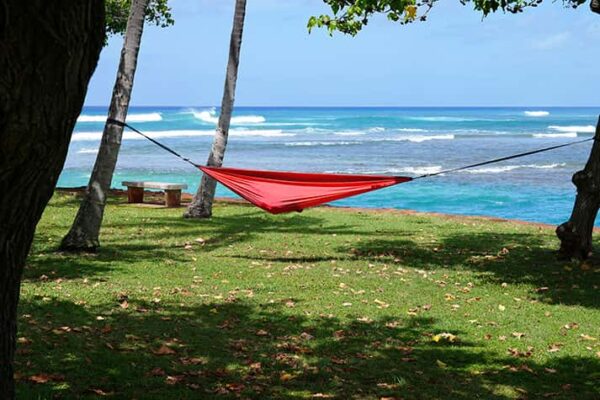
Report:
309,0,589,35
106,0,174,37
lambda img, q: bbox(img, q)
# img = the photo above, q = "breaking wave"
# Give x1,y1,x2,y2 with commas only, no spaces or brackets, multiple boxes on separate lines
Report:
532,132,577,138
71,129,294,141
524,111,550,117
548,125,595,133
192,108,266,124
465,163,566,174
391,134,454,143
76,148,99,154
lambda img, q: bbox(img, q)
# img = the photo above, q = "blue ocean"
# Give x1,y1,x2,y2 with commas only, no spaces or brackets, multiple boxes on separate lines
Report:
60,106,599,225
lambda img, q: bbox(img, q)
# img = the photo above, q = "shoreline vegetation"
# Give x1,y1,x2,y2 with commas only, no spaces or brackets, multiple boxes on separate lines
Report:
16,191,599,398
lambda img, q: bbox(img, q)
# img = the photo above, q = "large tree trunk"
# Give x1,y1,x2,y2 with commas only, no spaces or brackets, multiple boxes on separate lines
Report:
184,0,247,219
60,0,149,252
0,1,104,397
556,116,600,260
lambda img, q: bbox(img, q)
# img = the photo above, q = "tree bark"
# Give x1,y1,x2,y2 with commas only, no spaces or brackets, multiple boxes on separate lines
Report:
0,1,104,397
60,0,149,252
184,0,247,219
556,116,600,260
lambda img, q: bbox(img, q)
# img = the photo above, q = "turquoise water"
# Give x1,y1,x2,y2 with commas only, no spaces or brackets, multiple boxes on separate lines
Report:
60,106,600,224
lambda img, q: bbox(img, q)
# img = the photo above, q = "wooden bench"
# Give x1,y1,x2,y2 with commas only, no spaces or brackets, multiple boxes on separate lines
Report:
122,181,188,207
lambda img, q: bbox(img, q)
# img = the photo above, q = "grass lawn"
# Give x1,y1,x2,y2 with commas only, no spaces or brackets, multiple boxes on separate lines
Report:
15,192,599,399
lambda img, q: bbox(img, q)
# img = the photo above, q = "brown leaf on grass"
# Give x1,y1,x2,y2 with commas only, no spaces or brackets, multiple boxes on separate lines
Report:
152,344,176,355
88,388,113,396
512,332,525,339
255,329,269,337
432,332,459,343
225,382,245,392
165,375,185,385
28,373,65,384
17,337,32,345
563,322,579,330
148,367,166,376
248,362,262,372
580,334,597,341
179,357,207,366
333,330,346,339
285,300,296,308
507,347,534,358
100,325,112,334
330,356,347,365
119,300,129,309
280,372,295,382
547,343,563,353
374,299,389,308
217,319,236,330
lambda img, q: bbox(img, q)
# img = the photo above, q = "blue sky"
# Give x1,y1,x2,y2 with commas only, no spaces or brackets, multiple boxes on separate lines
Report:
84,0,600,107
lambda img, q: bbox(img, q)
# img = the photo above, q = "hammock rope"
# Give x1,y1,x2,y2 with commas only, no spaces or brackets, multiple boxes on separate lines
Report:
106,118,595,213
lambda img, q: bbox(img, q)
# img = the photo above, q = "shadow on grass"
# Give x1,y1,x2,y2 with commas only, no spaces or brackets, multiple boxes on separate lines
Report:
346,231,599,309
16,297,598,399
31,200,599,309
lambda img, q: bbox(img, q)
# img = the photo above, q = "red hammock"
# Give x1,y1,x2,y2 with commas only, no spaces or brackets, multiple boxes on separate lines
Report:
199,166,412,214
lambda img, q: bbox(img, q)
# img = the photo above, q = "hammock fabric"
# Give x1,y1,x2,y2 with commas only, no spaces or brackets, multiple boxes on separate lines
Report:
199,166,412,214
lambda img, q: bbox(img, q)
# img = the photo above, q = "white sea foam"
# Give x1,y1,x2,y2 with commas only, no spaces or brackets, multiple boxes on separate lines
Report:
334,131,367,136
77,148,99,154
524,111,550,117
77,112,162,123
393,166,443,175
71,129,294,141
391,134,455,143
465,163,566,174
285,141,355,146
532,132,577,138
396,128,429,132
548,125,595,133
192,108,266,124
408,116,476,122
368,127,386,133
231,129,293,137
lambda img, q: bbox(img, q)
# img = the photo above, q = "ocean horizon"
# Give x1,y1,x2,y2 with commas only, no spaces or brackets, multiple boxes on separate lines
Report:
60,106,599,225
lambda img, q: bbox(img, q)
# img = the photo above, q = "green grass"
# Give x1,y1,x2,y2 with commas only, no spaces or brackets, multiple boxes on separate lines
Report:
15,192,599,399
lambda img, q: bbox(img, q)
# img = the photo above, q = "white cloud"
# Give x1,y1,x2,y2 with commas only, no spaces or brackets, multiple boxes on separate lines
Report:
531,32,571,50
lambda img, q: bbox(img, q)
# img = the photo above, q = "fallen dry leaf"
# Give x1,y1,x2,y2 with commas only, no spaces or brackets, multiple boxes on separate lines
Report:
152,344,176,355
28,373,65,384
432,332,459,343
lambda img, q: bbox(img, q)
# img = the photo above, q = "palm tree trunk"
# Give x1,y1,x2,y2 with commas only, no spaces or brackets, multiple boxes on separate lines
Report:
185,0,248,219
556,116,600,259
60,0,149,252
0,1,104,397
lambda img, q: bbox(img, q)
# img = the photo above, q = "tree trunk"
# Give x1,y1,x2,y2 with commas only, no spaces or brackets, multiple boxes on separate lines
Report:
184,0,247,219
0,1,104,397
592,0,600,14
556,116,600,260
60,0,149,252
